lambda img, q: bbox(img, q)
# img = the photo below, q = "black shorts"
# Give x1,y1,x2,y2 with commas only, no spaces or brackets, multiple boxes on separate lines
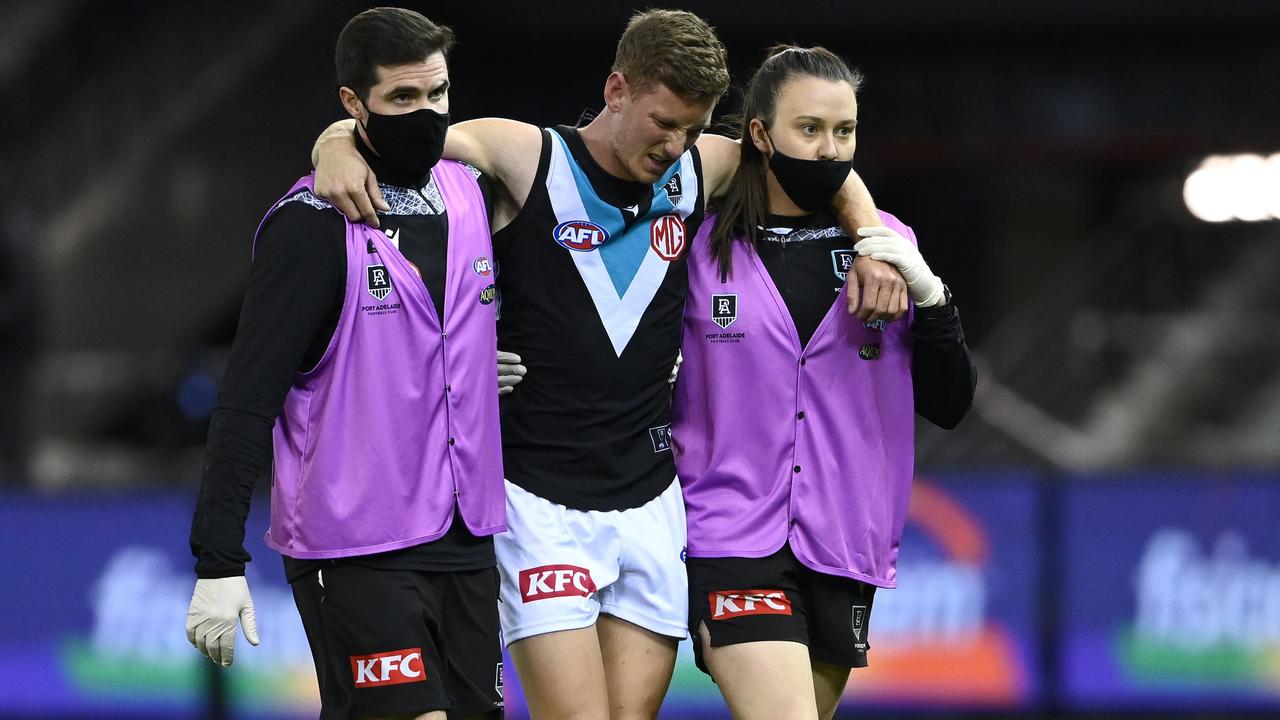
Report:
687,544,877,675
290,562,503,719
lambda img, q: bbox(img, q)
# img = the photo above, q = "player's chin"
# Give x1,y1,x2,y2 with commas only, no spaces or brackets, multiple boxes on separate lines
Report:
628,166,660,184
635,154,673,182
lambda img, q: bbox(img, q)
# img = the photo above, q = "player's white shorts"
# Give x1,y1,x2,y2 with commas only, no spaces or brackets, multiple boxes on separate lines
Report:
495,478,688,645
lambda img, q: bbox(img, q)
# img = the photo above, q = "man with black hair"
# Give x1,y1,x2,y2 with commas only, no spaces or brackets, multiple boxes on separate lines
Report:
186,9,504,719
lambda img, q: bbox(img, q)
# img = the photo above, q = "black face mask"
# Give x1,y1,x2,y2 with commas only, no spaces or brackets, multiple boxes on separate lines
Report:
765,131,854,212
361,104,450,179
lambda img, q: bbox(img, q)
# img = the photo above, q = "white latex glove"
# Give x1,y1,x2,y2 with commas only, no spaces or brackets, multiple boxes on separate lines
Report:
498,351,526,395
669,351,682,385
854,227,946,307
186,577,259,667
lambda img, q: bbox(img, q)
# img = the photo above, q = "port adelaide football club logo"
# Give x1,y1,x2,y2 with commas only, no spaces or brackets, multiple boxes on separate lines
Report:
712,294,737,329
664,172,683,200
831,249,855,282
367,264,393,301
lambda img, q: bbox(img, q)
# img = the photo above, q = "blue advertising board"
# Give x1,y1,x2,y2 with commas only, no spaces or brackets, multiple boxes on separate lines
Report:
1060,472,1280,710
0,470,1045,718
840,471,1041,710
0,492,318,718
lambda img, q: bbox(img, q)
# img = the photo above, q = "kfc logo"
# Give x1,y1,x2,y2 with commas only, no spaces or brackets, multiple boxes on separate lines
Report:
350,648,426,688
709,589,793,619
519,564,597,602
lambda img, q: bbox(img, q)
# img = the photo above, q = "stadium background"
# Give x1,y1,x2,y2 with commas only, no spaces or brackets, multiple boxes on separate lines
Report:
2,1,1278,717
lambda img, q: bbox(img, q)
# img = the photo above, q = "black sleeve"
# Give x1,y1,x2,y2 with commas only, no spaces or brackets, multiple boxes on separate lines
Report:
189,201,345,578
475,171,494,224
911,301,976,429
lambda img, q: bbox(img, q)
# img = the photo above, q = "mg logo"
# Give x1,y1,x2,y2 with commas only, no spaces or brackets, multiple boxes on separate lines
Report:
650,214,686,261
519,564,597,602
709,590,793,619
349,648,426,687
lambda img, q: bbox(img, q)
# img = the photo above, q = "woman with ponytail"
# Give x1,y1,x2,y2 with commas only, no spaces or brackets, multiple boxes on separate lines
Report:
672,46,976,719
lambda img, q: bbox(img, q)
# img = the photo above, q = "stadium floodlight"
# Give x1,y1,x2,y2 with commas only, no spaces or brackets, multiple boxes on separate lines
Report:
1183,153,1280,222
1265,153,1280,219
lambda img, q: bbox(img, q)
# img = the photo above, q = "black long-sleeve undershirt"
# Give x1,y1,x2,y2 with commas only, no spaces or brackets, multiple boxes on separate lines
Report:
190,202,344,579
754,211,975,429
190,141,494,581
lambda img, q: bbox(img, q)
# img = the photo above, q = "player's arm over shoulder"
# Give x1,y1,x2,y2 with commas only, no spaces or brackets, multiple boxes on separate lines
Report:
445,118,542,209
694,133,741,201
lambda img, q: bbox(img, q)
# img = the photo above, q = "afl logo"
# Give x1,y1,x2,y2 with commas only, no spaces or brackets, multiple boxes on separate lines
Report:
554,220,609,252
479,284,497,305
473,256,492,276
650,214,686,261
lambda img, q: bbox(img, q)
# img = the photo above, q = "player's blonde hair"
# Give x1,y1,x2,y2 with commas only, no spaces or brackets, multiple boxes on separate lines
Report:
612,9,729,102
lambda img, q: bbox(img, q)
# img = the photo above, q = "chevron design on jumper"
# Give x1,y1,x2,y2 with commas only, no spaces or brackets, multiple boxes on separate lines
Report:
545,132,698,356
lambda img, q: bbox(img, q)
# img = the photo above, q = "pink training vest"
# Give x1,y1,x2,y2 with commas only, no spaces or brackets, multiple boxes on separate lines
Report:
673,211,917,587
259,162,505,559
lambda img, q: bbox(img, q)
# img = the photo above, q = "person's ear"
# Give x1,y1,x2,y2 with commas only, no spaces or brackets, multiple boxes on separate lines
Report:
339,87,365,123
603,72,629,114
748,118,772,155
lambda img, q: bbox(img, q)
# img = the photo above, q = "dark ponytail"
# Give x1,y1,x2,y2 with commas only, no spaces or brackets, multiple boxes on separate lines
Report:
708,45,863,280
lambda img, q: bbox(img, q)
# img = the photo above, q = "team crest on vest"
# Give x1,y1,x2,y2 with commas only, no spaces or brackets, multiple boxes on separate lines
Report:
712,293,738,329
367,264,393,301
650,214,686,261
553,220,609,252
663,172,683,200
832,249,855,282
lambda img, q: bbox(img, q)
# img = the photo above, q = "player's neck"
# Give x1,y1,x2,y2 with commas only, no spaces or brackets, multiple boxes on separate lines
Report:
578,113,635,182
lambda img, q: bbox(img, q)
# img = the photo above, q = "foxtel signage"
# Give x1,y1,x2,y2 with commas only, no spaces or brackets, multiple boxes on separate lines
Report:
841,473,1042,709
1060,474,1280,710
0,494,320,718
